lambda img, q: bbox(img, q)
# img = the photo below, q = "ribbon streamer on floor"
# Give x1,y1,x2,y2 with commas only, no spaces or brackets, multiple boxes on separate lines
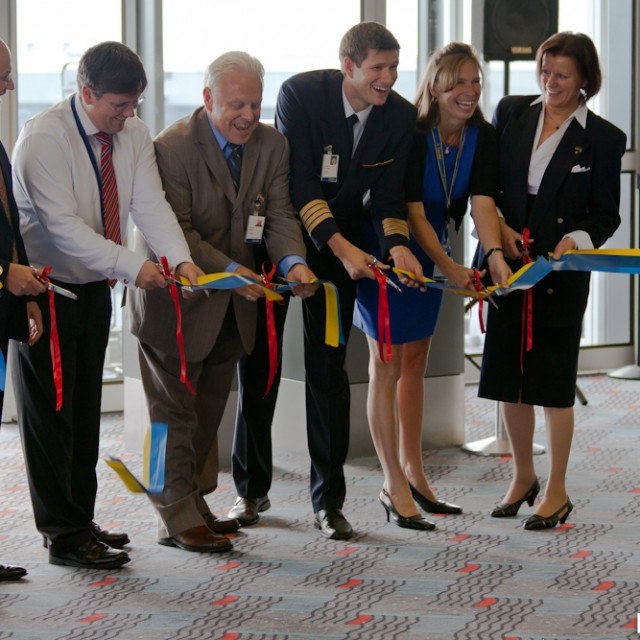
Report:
105,421,168,494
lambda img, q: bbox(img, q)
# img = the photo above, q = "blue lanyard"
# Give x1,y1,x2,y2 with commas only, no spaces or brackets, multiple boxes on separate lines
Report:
70,94,106,220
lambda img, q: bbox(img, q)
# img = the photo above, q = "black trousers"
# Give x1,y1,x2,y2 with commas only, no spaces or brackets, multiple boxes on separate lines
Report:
12,280,111,552
232,296,289,499
303,247,356,512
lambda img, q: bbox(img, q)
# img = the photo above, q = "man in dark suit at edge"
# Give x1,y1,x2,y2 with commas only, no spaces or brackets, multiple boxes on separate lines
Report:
228,22,424,539
0,37,47,580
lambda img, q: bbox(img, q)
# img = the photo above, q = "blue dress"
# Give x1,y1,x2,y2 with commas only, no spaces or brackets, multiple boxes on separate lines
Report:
354,123,497,344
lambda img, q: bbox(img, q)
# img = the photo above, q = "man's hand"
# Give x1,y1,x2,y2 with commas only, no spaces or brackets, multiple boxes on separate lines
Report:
552,236,577,260
4,264,47,296
389,246,426,291
134,260,167,290
175,262,205,298
26,301,43,346
327,233,377,280
286,264,319,299
234,264,264,301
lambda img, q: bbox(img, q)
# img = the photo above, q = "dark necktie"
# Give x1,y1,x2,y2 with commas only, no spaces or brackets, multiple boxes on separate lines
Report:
347,113,359,157
95,132,121,286
225,143,243,192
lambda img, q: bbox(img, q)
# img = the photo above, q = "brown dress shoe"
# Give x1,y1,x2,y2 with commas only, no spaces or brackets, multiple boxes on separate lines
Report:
203,513,239,534
158,525,232,553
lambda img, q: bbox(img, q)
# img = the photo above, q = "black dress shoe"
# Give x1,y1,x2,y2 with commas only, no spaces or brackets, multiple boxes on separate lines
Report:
491,479,540,518
43,522,130,550
203,512,240,534
49,540,131,569
227,496,271,526
523,498,574,531
158,525,233,553
0,563,28,580
380,488,435,531
91,523,130,549
314,508,353,540
409,484,462,514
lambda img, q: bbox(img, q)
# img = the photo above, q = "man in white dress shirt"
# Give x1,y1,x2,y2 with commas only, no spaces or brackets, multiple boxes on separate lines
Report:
11,41,201,569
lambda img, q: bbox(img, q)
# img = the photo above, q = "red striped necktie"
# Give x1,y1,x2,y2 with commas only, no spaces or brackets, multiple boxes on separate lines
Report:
95,132,121,286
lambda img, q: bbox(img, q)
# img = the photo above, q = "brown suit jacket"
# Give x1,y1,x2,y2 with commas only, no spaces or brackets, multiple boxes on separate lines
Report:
128,107,306,361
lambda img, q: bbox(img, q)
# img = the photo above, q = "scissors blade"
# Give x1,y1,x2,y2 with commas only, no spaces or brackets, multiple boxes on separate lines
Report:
368,262,402,294
46,282,77,300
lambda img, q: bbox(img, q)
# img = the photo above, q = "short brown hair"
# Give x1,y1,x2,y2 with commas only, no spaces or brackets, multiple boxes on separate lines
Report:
339,22,400,67
536,31,601,100
77,41,147,97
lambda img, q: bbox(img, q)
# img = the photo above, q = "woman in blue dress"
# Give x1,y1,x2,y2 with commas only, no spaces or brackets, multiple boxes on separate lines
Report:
354,43,511,529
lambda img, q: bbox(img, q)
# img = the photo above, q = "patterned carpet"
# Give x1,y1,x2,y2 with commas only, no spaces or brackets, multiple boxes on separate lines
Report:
1,374,639,640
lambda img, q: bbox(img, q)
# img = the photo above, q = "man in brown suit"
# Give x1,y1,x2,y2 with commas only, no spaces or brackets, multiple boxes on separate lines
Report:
128,51,315,553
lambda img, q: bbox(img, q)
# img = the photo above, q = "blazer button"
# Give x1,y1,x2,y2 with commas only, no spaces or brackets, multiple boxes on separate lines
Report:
546,288,554,295
557,217,564,224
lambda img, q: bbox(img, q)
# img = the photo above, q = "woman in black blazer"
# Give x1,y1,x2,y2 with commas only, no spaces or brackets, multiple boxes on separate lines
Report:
478,32,626,529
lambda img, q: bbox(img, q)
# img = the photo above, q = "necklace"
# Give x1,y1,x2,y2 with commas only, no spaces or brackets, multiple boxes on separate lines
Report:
545,109,568,130
437,127,461,154
431,126,467,211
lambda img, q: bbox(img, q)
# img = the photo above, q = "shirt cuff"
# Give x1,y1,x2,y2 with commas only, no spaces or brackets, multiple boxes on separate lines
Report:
278,255,307,277
564,230,593,250
225,261,240,272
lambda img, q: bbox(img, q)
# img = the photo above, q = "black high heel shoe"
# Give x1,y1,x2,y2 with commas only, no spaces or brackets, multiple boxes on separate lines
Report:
523,498,573,530
379,488,435,531
409,483,462,515
490,479,540,518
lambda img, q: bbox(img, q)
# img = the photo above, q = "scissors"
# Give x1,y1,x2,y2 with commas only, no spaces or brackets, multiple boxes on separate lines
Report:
368,258,402,293
472,268,498,309
35,276,78,300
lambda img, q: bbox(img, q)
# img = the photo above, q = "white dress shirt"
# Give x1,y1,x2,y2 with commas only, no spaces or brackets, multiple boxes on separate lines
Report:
12,94,192,285
528,96,592,250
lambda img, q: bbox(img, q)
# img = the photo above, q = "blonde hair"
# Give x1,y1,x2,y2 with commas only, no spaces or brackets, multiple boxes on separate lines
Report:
414,42,485,131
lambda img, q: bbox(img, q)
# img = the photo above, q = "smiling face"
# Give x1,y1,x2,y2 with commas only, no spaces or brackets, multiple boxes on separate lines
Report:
342,48,399,112
81,85,141,134
431,58,481,129
204,69,262,145
540,53,585,113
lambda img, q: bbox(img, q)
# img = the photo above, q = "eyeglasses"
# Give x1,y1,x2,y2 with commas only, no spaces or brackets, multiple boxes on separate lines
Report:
102,95,145,114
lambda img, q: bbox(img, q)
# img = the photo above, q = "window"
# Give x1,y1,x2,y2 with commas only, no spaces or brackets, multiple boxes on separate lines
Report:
162,0,360,125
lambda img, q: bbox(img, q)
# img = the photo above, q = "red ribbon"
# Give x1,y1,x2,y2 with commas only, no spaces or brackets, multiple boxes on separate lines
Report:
471,269,486,334
371,266,392,362
261,262,278,398
520,227,534,372
39,266,63,411
160,257,195,395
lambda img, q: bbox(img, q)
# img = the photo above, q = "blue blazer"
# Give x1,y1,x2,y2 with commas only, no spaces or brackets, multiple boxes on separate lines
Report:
493,95,626,326
275,69,417,256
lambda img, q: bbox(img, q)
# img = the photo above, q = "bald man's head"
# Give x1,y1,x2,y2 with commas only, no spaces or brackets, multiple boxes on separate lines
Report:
0,39,15,97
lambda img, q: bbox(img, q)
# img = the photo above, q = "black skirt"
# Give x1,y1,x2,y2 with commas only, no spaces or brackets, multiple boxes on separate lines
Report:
478,288,583,408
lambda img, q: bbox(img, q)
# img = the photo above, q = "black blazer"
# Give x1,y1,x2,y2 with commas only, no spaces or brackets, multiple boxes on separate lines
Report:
275,69,417,255
494,95,626,326
0,141,29,347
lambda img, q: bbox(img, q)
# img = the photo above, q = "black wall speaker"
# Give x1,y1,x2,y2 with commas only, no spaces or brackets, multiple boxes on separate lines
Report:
483,0,559,61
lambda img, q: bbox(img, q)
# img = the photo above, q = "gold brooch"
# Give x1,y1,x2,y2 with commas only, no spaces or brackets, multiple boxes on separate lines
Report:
574,146,583,155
